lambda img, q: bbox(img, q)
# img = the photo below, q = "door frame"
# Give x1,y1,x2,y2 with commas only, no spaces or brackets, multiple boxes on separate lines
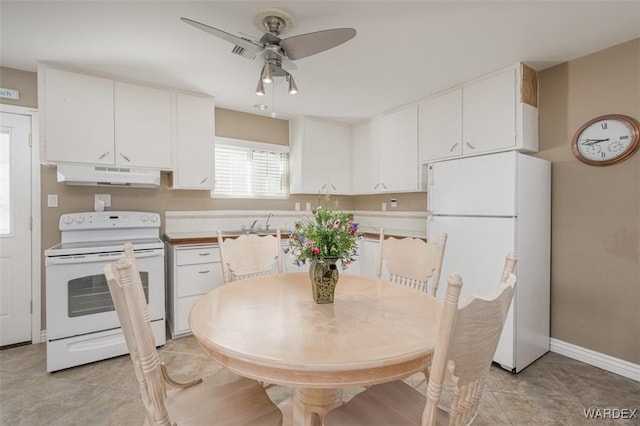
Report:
0,104,41,344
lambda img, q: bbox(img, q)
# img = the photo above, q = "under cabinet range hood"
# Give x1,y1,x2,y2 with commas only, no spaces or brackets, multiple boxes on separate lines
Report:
56,164,161,188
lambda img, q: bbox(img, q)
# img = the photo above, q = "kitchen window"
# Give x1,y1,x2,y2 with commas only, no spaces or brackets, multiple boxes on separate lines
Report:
213,137,289,198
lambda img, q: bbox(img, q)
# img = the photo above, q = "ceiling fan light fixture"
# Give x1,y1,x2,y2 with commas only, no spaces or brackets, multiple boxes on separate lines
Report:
255,77,265,96
287,74,298,95
261,62,273,84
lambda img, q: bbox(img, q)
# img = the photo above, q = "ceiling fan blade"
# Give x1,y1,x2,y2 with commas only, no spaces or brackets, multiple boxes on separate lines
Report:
280,28,356,60
181,17,261,56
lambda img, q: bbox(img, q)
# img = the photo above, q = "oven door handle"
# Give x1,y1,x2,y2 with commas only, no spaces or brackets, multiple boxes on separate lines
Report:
46,249,163,265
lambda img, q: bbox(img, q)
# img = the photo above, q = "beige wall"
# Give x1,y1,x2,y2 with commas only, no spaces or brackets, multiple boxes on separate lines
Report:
0,67,37,108
536,38,639,364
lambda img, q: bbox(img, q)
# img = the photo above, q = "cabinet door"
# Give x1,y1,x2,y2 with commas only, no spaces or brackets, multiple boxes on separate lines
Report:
43,68,114,164
325,124,351,193
463,69,516,154
173,93,215,189
419,89,462,162
114,82,172,169
378,105,419,192
297,118,328,193
350,120,379,194
290,117,350,194
359,239,379,278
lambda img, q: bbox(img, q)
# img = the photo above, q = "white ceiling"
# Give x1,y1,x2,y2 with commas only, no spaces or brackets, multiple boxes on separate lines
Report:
1,1,639,124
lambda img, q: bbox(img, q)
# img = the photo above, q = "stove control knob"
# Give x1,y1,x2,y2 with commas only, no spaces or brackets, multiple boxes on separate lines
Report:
62,216,73,225
140,214,149,222
149,215,158,223
74,215,85,224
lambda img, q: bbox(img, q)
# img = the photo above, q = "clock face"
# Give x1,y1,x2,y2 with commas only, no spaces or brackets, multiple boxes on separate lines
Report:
572,115,640,166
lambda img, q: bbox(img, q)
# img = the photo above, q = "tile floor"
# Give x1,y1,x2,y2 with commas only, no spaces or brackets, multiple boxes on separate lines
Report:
1,336,638,425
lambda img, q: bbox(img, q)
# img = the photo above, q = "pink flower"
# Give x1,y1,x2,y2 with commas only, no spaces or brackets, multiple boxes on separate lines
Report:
312,247,321,254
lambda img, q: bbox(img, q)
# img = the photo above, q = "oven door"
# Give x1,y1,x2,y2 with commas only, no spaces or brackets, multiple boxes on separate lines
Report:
45,249,164,340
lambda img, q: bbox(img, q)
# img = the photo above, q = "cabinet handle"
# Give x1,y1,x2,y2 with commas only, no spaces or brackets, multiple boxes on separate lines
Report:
198,252,211,256
321,184,327,191
374,183,380,190
120,153,131,162
330,184,336,191
449,143,459,152
199,270,211,274
98,151,110,160
465,142,476,150
381,182,387,190
200,177,208,184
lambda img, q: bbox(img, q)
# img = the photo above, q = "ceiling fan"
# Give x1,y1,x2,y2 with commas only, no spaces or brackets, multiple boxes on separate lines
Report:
181,8,356,96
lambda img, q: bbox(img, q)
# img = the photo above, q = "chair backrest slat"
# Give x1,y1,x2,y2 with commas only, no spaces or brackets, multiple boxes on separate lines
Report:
217,229,283,283
377,228,447,296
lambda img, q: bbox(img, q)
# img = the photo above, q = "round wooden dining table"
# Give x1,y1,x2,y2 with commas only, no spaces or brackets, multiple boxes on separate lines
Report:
189,272,442,426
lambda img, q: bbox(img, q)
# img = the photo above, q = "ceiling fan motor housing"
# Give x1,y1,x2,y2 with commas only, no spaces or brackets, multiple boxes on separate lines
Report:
253,8,294,36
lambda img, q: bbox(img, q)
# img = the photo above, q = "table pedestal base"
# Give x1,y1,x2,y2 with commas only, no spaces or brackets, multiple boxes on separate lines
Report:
280,388,342,426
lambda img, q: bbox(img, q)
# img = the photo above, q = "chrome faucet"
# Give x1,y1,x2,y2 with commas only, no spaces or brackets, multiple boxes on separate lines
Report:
265,213,273,230
249,219,259,232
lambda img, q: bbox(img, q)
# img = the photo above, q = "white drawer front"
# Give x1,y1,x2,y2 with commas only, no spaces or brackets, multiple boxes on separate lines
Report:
176,246,220,266
176,263,223,297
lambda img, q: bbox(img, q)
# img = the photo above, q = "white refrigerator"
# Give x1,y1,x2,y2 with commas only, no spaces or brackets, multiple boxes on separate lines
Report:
427,151,551,373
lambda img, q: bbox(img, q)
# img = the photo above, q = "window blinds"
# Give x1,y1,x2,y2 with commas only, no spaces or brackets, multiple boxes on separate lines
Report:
213,140,289,198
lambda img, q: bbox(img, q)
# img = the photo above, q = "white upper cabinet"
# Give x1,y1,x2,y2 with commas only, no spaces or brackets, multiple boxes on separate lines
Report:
40,66,173,169
419,88,463,161
41,67,115,164
378,105,419,192
462,68,516,154
350,105,420,194
289,116,350,194
350,120,379,194
419,63,539,163
114,82,172,169
172,93,215,190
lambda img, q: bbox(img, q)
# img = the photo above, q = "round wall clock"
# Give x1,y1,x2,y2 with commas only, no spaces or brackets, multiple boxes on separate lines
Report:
572,114,640,166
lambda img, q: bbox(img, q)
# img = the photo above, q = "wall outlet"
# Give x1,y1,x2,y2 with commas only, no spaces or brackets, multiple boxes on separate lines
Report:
382,202,387,211
295,202,300,211
95,194,111,207
306,202,312,211
391,198,398,208
47,194,58,208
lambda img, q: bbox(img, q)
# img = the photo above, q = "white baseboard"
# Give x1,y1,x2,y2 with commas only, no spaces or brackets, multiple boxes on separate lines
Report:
550,338,639,382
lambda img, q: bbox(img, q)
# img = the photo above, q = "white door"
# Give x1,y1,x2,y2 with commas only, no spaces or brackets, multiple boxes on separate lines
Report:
0,112,32,346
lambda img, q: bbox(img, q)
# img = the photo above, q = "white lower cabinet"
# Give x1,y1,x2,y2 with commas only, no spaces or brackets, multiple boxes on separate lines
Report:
166,243,223,338
358,239,379,277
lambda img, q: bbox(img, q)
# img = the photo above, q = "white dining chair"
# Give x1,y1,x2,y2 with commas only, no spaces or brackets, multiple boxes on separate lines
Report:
217,229,283,283
104,243,283,426
324,253,518,426
377,228,448,296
